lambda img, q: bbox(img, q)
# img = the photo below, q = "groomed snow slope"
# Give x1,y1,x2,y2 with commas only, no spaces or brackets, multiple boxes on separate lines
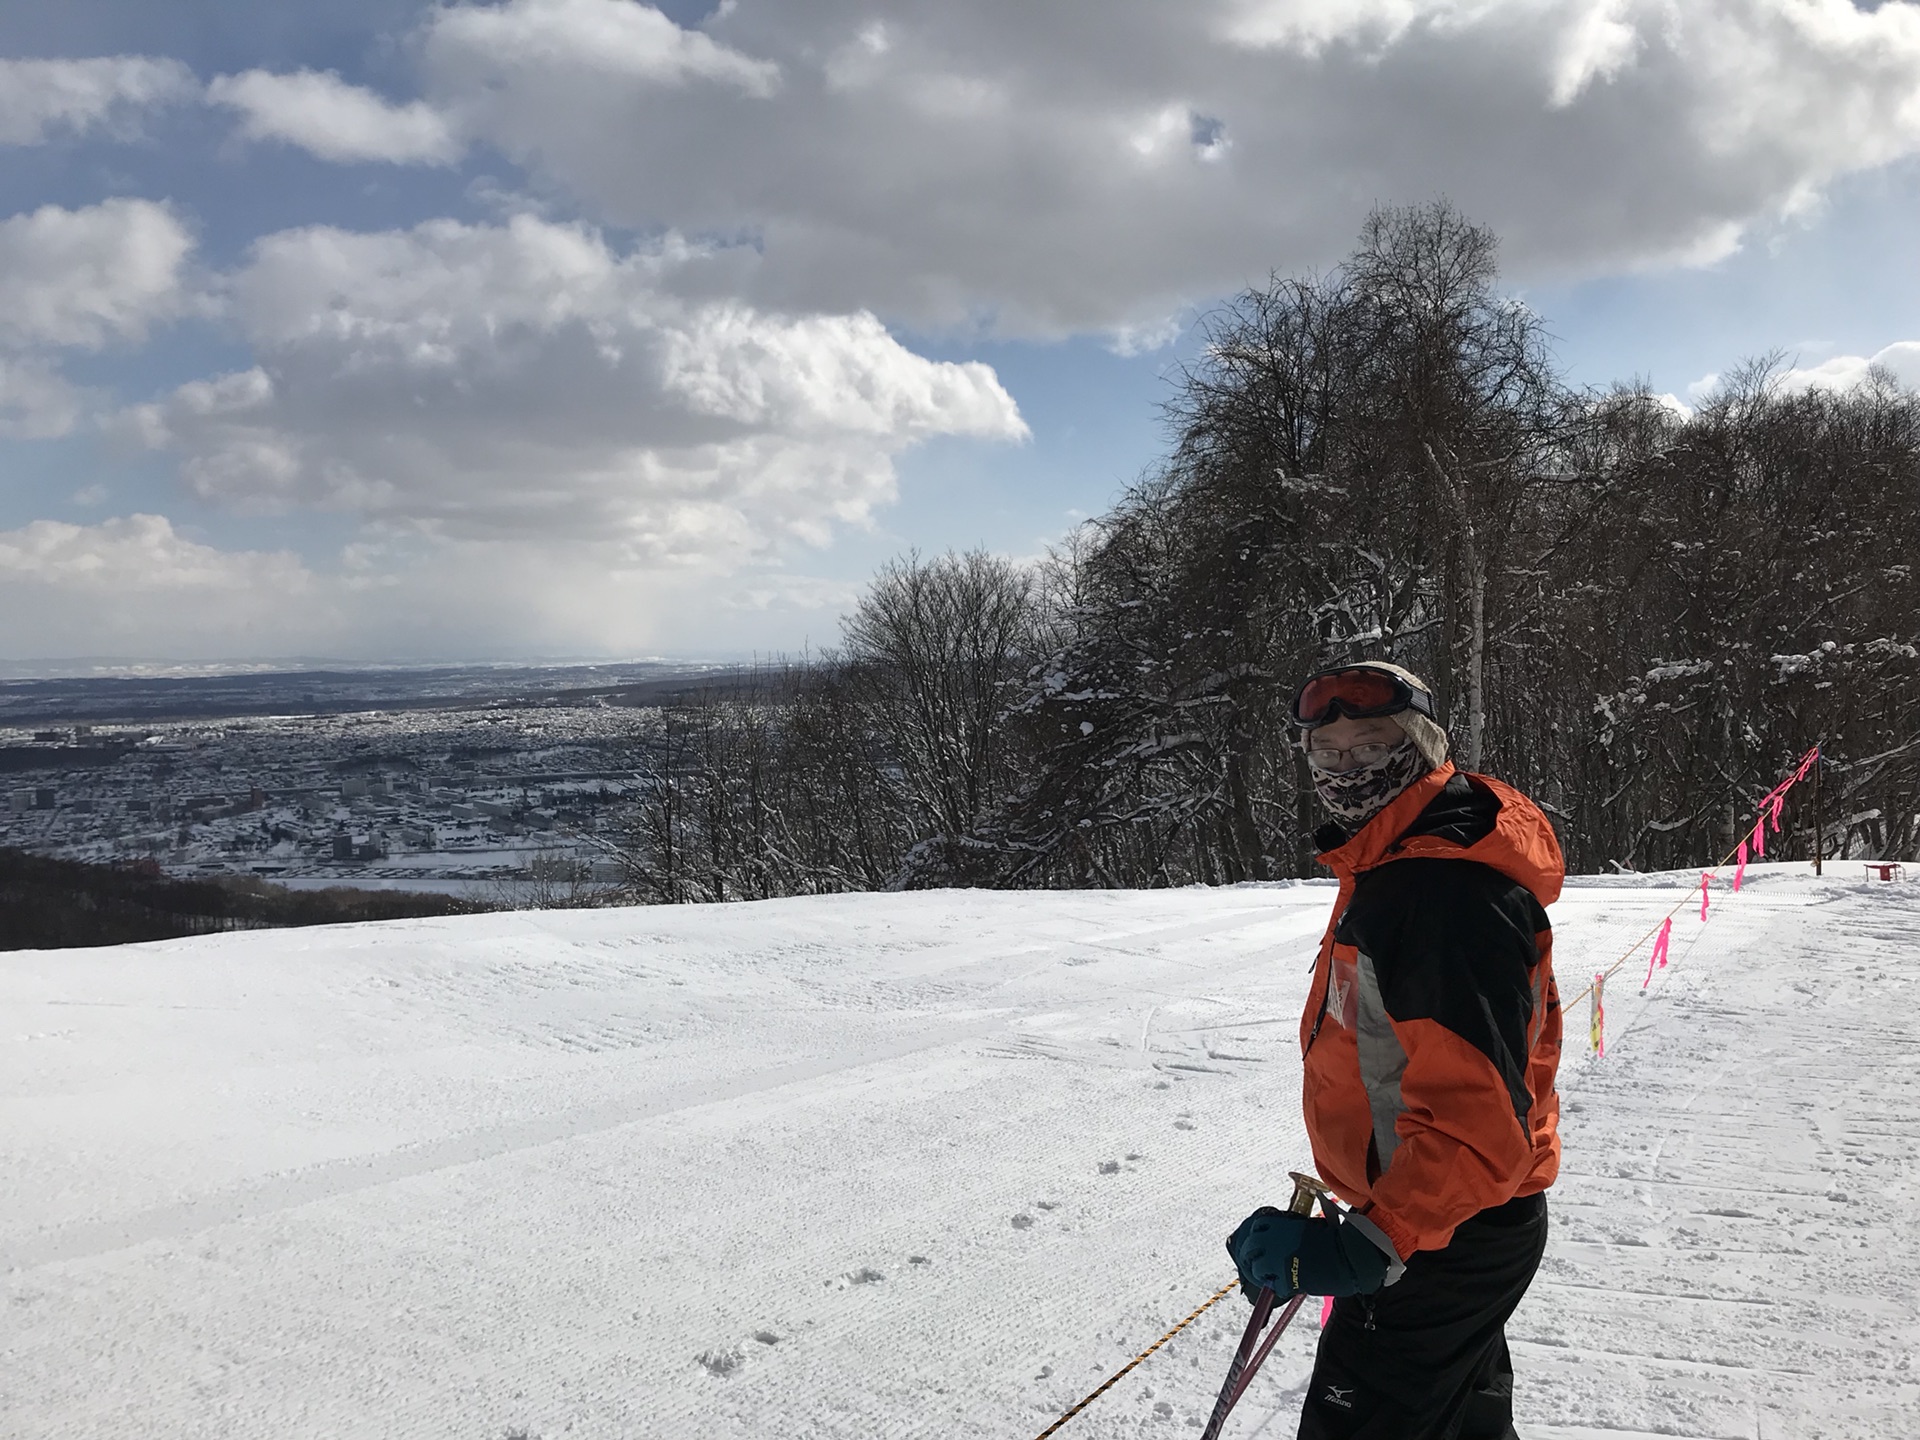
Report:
3,867,1916,1439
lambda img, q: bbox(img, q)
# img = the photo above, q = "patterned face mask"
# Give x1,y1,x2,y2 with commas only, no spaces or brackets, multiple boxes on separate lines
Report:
1310,739,1428,827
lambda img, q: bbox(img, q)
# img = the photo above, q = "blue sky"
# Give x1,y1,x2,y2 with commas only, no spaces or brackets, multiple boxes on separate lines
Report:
3,1,1918,668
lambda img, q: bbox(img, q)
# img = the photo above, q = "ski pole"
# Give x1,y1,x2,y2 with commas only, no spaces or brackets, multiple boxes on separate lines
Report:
1197,1171,1335,1440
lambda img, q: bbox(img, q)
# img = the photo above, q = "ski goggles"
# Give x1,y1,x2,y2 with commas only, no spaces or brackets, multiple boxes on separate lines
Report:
1289,666,1438,730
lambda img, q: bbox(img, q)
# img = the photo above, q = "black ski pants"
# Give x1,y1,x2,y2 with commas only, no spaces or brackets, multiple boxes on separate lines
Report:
1297,1192,1548,1440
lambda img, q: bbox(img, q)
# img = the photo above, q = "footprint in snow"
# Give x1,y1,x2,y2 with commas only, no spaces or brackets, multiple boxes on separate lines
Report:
828,1267,886,1288
1035,1200,1060,1211
1012,1213,1036,1230
1099,1160,1121,1174
752,1331,780,1346
695,1347,745,1378
1174,1118,1197,1131
908,1255,932,1266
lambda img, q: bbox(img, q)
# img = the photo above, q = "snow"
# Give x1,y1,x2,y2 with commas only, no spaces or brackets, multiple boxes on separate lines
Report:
4,867,1917,1438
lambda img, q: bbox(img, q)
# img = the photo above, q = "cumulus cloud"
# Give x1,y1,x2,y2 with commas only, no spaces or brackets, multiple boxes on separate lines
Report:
131,214,1025,566
0,513,304,592
0,55,195,145
0,515,322,658
429,0,780,99
207,69,463,165
0,199,197,438
0,513,866,660
0,199,197,350
398,0,1920,335
1778,342,1920,395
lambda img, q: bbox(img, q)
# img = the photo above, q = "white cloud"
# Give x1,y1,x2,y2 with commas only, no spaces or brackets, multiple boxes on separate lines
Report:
1778,341,1920,395
1216,0,1432,55
0,513,304,592
0,199,197,438
132,215,1025,567
399,0,1920,334
428,0,779,98
0,358,86,440
206,69,463,165
0,55,194,145
0,514,866,660
0,199,196,350
0,515,322,658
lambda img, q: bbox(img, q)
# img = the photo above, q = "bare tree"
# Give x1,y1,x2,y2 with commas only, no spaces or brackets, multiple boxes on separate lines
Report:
841,550,1038,883
1345,201,1564,768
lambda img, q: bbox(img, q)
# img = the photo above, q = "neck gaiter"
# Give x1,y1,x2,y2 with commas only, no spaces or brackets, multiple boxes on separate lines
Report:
1311,739,1428,828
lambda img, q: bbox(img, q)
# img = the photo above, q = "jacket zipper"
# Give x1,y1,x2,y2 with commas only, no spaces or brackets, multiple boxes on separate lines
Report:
1304,907,1349,1052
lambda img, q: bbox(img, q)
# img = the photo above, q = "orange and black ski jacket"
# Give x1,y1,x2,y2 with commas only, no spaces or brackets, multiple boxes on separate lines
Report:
1299,762,1564,1262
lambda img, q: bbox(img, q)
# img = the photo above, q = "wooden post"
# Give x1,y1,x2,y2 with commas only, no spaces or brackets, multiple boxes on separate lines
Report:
1812,745,1824,876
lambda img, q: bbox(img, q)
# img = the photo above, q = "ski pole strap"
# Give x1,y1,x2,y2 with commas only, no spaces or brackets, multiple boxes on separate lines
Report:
1027,1277,1242,1440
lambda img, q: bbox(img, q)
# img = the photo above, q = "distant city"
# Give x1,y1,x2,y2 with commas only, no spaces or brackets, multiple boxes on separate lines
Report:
0,663,727,898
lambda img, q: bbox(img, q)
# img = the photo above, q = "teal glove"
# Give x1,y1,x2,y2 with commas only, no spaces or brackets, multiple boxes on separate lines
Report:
1226,1207,1392,1298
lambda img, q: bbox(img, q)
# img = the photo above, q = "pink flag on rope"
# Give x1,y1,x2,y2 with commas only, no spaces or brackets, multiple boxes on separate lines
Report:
1733,839,1750,892
1752,815,1767,858
1700,871,1714,921
1651,916,1672,971
1770,791,1787,832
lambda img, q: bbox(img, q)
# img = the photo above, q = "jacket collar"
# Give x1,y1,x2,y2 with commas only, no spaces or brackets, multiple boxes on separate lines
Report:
1315,761,1457,882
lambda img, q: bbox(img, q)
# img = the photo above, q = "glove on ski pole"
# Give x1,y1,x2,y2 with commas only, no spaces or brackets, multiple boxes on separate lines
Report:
1226,1202,1394,1299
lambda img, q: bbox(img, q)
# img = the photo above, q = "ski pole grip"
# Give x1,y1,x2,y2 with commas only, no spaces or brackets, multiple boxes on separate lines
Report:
1286,1170,1333,1216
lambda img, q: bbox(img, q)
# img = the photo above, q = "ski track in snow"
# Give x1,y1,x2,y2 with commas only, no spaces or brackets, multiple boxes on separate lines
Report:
2,869,1915,1438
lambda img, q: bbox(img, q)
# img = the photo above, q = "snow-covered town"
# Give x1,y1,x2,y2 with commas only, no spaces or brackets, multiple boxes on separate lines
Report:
0,703,645,895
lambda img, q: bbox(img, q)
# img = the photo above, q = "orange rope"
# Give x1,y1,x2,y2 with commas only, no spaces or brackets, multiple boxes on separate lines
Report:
1028,1278,1243,1440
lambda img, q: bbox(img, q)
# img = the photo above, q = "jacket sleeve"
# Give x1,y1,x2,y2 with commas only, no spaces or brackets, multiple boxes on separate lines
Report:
1340,858,1546,1257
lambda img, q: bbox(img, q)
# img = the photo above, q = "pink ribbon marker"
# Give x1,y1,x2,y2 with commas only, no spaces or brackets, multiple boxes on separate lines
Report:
1752,815,1766,858
1732,839,1750,892
1649,916,1672,976
1700,871,1713,921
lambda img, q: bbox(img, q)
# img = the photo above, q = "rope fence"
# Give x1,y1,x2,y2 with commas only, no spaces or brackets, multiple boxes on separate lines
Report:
1564,744,1822,1026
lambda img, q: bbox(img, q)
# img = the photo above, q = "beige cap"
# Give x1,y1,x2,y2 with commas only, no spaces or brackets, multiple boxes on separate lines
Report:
1304,659,1452,771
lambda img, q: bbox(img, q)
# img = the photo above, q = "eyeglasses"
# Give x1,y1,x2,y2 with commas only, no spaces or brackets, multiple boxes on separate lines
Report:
1289,665,1438,729
1304,741,1401,771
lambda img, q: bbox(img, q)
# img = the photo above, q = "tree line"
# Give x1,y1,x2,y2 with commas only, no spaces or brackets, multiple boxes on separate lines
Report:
611,202,1920,902
0,848,487,951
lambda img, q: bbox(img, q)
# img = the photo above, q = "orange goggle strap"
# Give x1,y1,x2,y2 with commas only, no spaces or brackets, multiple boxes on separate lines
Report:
1290,666,1439,729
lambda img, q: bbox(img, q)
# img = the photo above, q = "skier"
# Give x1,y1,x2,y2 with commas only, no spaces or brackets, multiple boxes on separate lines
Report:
1225,661,1564,1439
